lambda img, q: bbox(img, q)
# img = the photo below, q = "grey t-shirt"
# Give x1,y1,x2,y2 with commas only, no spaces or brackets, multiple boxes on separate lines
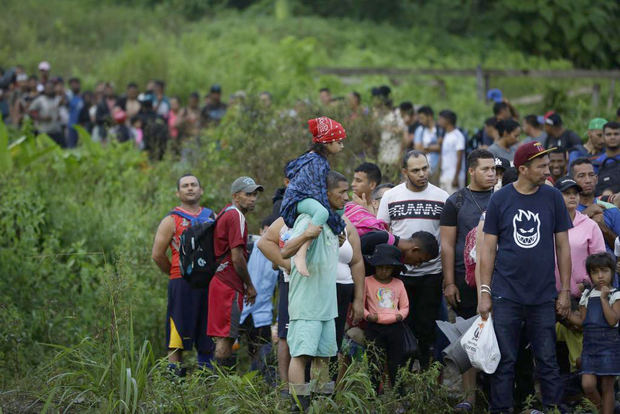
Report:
488,143,517,162
29,95,61,134
522,131,547,146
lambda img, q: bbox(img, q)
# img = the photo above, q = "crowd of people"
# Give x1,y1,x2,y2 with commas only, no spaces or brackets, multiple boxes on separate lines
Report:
5,61,620,413
149,109,619,413
0,61,235,159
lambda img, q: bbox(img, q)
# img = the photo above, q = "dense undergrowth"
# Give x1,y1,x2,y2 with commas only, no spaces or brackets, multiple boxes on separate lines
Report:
1,1,618,411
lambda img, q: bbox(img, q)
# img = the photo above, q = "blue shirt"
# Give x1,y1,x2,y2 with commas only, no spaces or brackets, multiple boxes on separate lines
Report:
568,145,602,168
592,153,620,175
239,241,279,328
68,95,84,127
413,125,440,172
484,184,572,305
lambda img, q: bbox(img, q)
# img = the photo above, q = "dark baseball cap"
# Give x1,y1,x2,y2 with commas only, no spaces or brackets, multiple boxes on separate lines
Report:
231,176,263,194
513,141,555,169
210,84,222,93
554,176,582,193
544,112,562,127
494,157,511,171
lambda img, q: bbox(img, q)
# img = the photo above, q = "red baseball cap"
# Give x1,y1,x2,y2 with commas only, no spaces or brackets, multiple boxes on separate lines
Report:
513,141,555,169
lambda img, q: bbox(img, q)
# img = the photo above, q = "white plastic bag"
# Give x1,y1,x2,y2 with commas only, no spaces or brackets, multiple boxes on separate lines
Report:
460,314,501,374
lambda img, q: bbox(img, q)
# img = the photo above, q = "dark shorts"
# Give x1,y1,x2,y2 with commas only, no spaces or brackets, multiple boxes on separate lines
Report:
166,277,214,353
207,277,243,338
277,279,289,339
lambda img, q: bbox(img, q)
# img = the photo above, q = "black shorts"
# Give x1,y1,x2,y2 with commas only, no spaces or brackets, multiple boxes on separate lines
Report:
166,278,214,353
277,279,289,339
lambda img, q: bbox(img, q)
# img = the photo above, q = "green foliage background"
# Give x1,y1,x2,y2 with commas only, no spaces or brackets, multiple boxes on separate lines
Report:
1,0,618,411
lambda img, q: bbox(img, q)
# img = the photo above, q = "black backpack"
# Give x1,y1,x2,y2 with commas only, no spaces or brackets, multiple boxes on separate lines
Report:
595,156,620,196
170,207,221,289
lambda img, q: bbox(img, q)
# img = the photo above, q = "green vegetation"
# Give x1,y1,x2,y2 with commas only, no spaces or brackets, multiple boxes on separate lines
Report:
1,0,618,411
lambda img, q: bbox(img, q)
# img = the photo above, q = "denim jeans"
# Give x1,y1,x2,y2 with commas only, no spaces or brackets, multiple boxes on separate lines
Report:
490,296,562,413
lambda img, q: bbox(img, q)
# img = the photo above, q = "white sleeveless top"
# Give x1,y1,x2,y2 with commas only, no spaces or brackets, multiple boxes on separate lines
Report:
336,228,354,284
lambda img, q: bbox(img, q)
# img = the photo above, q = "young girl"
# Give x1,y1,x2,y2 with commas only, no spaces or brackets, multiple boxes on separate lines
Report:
280,116,347,276
567,252,620,414
364,243,410,390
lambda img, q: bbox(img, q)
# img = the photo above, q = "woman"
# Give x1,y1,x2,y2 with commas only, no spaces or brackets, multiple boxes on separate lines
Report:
334,216,365,382
553,176,605,372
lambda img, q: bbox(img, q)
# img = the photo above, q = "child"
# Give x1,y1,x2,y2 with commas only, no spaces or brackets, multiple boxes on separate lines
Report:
567,252,620,414
280,116,347,276
364,243,410,390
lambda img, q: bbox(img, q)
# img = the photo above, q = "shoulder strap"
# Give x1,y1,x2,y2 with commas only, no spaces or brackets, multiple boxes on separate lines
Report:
600,156,619,170
169,208,215,224
169,209,195,222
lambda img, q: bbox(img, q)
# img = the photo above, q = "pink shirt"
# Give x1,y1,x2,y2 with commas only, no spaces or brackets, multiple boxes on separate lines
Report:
344,202,394,244
168,110,179,139
364,276,409,324
555,211,606,297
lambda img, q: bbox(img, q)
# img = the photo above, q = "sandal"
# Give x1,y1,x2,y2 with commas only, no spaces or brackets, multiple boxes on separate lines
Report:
454,401,473,412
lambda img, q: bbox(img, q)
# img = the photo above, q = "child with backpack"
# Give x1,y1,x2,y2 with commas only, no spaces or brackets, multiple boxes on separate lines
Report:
566,252,620,414
279,116,347,276
363,244,411,391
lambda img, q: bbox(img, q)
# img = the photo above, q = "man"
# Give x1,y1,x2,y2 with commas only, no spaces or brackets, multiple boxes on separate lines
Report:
346,161,382,216
438,109,465,194
477,102,519,150
181,91,201,138
371,183,394,212
151,174,216,376
239,217,279,377
207,176,260,368
544,112,581,152
271,161,291,218
116,82,141,120
66,78,83,148
202,84,227,126
153,80,170,120
593,121,620,195
488,119,520,162
347,91,364,120
548,147,567,184
493,100,518,121
37,61,51,93
399,101,419,154
521,114,547,146
257,216,293,395
137,93,169,161
28,80,64,147
440,149,496,410
281,171,359,410
377,150,449,368
570,158,620,255
94,82,116,142
568,118,606,166
414,106,441,184
479,141,572,413
319,87,332,106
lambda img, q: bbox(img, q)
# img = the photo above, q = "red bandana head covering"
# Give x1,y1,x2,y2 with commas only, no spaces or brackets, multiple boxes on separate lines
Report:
308,116,346,143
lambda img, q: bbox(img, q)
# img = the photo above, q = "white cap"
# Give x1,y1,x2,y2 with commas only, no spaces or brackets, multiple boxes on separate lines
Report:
38,61,51,71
